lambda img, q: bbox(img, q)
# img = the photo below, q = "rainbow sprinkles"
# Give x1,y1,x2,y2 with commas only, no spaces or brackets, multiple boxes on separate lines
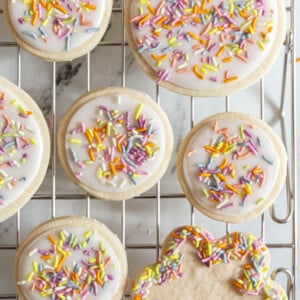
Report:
0,90,41,207
128,0,284,95
131,226,288,300
17,227,121,300
6,0,111,59
58,88,173,201
178,112,287,223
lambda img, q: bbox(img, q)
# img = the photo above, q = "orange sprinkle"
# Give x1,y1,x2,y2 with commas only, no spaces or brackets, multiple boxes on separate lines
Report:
193,65,205,80
156,16,167,26
151,53,168,61
225,184,240,194
219,158,228,170
188,31,200,41
200,173,212,177
193,17,202,23
244,264,253,270
152,30,161,37
93,129,102,144
32,11,38,26
39,0,47,8
109,162,117,176
138,13,151,27
162,24,172,30
252,17,259,32
96,270,103,285
32,0,36,10
85,3,97,10
89,149,95,161
216,45,226,57
217,173,227,182
48,235,57,245
85,131,93,144
224,76,238,83
148,5,155,14
52,2,68,14
296,58,300,63
41,254,52,260
56,255,67,272
204,145,218,153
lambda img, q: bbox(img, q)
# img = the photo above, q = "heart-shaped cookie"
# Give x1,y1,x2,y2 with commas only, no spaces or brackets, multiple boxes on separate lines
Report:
131,226,287,300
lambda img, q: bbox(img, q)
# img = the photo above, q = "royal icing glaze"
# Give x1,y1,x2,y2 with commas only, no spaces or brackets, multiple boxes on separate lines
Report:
128,0,283,93
64,92,167,196
17,225,121,300
0,83,44,211
131,226,287,300
7,0,109,53
180,114,285,221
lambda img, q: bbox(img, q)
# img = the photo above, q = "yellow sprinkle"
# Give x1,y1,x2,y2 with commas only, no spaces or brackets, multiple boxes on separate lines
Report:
32,261,38,272
168,36,177,45
18,105,26,114
203,63,218,72
135,104,144,120
145,145,152,156
53,254,59,268
70,138,82,144
26,271,34,282
258,40,265,51
30,138,37,145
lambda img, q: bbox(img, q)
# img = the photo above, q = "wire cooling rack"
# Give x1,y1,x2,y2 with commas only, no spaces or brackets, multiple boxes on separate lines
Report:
0,0,297,299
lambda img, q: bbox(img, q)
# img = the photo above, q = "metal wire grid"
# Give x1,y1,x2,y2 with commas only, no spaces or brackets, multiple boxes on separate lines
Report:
0,0,297,299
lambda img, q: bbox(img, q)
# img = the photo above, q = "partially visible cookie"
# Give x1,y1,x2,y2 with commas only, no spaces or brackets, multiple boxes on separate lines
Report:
5,0,113,61
177,112,287,223
131,226,288,300
126,0,286,96
15,216,128,300
57,87,174,200
0,76,50,222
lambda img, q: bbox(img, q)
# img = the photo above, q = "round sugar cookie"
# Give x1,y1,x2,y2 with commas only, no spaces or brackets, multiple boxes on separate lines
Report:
0,76,50,222
131,225,288,300
125,0,286,96
177,112,287,223
5,0,113,61
57,87,174,200
15,216,128,300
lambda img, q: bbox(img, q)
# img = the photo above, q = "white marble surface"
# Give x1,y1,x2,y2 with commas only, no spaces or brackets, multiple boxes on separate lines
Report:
0,0,299,299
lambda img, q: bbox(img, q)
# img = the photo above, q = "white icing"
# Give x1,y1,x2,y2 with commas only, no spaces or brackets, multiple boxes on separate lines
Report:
17,226,121,300
0,84,43,209
129,0,279,89
65,93,166,194
7,0,107,53
183,119,280,217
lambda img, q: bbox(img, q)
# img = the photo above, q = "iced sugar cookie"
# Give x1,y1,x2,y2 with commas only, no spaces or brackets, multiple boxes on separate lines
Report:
126,0,285,96
0,76,50,222
131,226,287,300
177,112,287,223
57,87,174,200
15,216,128,300
5,0,113,61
